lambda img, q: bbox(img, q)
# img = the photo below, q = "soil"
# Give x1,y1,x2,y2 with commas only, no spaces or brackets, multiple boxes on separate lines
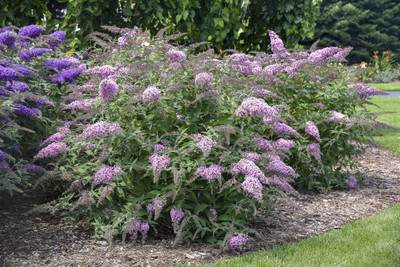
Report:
1,147,400,267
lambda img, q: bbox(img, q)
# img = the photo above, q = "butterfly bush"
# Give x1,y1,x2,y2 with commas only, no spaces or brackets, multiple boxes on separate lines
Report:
37,26,384,248
0,24,86,194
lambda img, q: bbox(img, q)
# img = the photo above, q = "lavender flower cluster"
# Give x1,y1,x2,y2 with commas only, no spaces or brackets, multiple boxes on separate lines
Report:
34,142,67,159
305,121,321,142
308,143,322,164
273,122,300,137
344,175,357,188
149,153,171,182
327,111,351,124
64,99,97,111
40,132,65,147
166,47,187,63
235,97,280,120
99,79,119,101
126,217,150,239
229,233,249,250
193,134,216,158
93,165,123,185
20,163,46,174
142,86,161,104
266,156,299,178
195,165,225,182
170,207,184,225
52,68,84,84
79,121,123,139
231,159,268,184
194,72,215,88
83,65,116,79
208,208,218,223
348,83,386,98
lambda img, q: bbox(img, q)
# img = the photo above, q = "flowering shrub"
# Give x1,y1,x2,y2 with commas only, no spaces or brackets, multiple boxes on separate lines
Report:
34,26,385,247
0,25,84,195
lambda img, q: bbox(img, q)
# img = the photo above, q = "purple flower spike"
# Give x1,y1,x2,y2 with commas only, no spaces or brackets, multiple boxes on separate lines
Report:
345,175,357,188
149,153,171,182
268,30,288,57
194,72,215,88
93,165,123,185
18,25,43,39
34,142,67,159
193,134,216,158
308,143,322,163
305,121,321,142
79,121,123,139
273,122,300,137
195,165,225,182
52,68,84,84
266,156,298,178
142,86,161,103
99,79,119,101
0,31,17,48
208,208,218,223
170,207,184,225
166,48,187,63
229,233,249,251
327,111,351,124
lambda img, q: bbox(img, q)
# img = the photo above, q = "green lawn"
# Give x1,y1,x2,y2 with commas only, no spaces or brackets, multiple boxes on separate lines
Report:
367,83,400,91
190,98,400,267
367,97,400,156
200,204,400,267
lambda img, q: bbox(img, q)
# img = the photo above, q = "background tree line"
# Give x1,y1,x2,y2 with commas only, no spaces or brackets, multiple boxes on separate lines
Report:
1,0,320,52
1,0,400,64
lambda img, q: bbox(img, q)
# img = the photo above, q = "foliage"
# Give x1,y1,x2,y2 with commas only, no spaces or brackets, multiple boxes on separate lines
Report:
1,0,321,52
29,26,384,247
0,25,85,196
304,0,400,64
371,50,395,72
0,0,49,28
371,69,400,83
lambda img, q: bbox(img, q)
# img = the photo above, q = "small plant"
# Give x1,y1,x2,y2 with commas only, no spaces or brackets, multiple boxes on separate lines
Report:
372,50,395,71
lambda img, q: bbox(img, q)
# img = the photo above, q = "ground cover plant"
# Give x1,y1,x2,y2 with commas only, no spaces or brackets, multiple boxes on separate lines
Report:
27,25,389,249
0,25,89,195
198,203,400,266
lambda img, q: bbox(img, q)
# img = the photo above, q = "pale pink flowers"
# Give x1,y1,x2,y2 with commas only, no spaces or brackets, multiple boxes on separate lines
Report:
142,86,161,103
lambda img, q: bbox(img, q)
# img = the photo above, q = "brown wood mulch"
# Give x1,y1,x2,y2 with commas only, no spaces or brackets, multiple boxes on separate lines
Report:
1,147,400,267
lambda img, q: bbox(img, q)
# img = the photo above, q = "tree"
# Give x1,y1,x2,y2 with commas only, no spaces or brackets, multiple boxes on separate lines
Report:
305,0,400,64
2,0,321,53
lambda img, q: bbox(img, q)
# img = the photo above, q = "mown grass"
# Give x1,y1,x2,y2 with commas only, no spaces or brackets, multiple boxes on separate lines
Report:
189,98,400,267
195,204,400,267
367,97,400,156
367,82,400,91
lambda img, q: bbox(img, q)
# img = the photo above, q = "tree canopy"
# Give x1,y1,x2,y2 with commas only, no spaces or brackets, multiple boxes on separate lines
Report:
304,0,400,64
1,0,321,52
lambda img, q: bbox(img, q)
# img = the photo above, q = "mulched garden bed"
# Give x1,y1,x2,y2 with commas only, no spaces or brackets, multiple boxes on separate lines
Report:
1,147,400,267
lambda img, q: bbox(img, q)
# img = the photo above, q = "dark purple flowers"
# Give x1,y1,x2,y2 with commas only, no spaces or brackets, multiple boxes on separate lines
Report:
18,25,43,39
0,31,17,48
52,68,84,84
43,59,71,71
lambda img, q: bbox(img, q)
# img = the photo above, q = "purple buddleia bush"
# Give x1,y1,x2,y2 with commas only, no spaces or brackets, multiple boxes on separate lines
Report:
0,24,83,195
37,26,383,248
